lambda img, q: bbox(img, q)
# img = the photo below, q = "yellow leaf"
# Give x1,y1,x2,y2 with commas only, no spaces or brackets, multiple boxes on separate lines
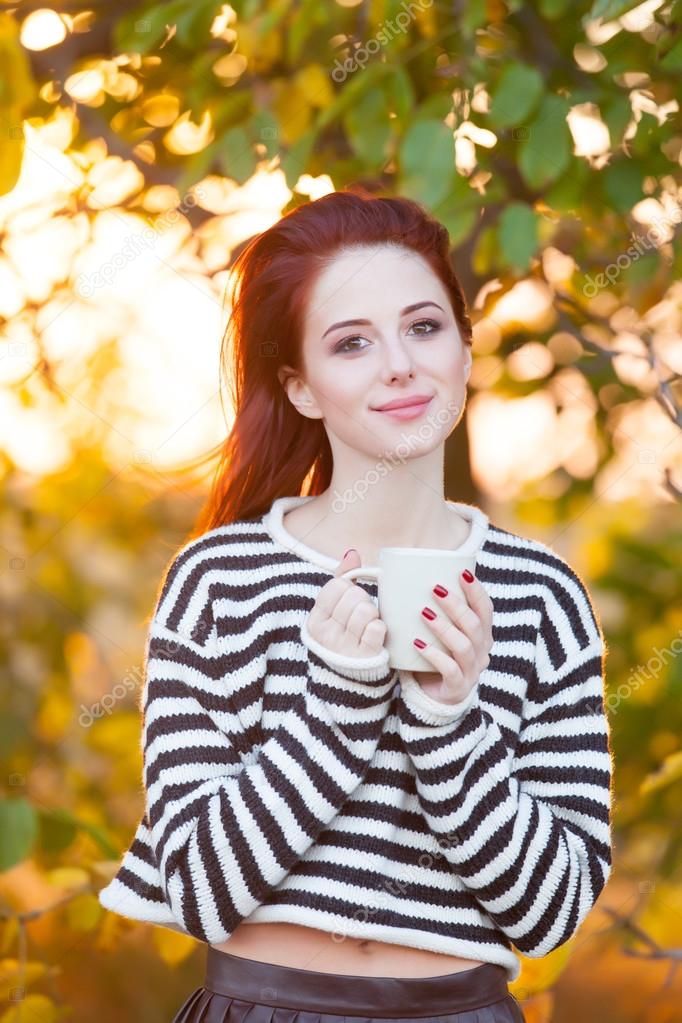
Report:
273,80,312,145
65,892,102,931
235,22,281,72
580,536,611,576
46,867,90,889
636,881,682,947
0,994,58,1023
0,114,25,199
142,92,181,127
517,990,555,1023
640,750,682,795
0,14,39,109
294,65,334,109
510,941,573,999
409,0,438,37
152,925,196,966
88,711,140,756
0,13,39,196
0,919,19,957
0,960,49,1001
35,690,73,743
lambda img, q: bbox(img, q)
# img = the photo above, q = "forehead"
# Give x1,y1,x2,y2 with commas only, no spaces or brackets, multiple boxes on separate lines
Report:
303,244,445,331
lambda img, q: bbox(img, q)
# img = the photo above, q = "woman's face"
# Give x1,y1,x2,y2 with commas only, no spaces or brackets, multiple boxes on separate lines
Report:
278,243,472,462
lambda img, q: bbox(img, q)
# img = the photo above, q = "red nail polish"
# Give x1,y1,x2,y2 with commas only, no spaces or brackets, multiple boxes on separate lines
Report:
413,638,426,649
433,584,448,597
462,570,475,583
421,607,436,620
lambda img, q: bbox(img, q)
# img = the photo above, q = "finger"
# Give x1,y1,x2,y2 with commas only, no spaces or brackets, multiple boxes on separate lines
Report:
419,609,477,672
412,640,465,688
429,587,480,646
459,572,493,630
345,600,381,643
360,618,387,651
333,582,378,628
333,547,361,578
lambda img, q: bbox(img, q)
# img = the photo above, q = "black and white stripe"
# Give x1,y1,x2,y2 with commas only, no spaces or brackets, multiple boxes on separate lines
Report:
98,497,613,983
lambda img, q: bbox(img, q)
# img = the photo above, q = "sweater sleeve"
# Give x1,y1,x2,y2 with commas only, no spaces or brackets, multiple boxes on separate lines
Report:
396,569,613,958
143,564,397,944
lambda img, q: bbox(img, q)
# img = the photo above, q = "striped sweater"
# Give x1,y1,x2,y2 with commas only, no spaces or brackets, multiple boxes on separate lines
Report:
97,494,613,982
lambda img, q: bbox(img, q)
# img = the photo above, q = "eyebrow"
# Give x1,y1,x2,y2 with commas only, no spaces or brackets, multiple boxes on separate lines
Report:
321,301,446,340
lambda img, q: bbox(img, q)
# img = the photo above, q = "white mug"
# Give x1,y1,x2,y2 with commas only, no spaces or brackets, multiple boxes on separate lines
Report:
341,548,478,671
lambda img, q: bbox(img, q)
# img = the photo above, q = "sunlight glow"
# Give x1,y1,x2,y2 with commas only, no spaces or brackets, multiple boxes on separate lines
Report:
20,8,67,49
567,103,611,160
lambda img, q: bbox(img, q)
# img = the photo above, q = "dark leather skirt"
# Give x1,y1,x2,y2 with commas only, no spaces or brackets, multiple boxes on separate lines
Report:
170,946,526,1022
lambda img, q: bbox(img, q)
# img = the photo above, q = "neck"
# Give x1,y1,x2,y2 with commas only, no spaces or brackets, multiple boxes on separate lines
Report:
311,448,460,553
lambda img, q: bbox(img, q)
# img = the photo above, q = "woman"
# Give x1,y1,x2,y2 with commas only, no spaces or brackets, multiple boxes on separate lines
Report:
98,188,613,1023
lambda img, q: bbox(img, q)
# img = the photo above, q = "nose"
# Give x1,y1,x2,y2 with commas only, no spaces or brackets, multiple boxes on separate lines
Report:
380,336,416,383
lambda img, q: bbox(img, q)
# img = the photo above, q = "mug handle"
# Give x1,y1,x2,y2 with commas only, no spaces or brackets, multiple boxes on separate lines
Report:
340,566,382,582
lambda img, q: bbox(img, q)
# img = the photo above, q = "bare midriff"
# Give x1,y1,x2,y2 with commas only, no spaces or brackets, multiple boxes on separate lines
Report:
211,921,486,977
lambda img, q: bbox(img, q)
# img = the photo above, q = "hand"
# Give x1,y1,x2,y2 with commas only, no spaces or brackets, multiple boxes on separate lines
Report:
305,548,388,660
412,571,493,705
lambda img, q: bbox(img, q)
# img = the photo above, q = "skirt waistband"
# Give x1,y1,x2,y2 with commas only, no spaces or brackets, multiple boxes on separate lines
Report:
204,946,511,1017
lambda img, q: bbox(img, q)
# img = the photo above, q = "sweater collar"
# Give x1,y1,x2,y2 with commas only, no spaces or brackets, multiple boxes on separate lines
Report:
263,494,490,573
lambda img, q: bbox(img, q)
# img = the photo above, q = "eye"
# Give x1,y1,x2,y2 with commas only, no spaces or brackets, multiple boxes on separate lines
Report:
333,319,441,354
410,318,440,336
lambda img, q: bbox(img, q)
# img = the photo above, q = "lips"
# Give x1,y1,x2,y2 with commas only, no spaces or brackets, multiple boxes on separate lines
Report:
372,394,433,411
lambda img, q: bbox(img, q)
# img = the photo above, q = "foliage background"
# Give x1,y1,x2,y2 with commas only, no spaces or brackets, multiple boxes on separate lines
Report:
1,0,681,1020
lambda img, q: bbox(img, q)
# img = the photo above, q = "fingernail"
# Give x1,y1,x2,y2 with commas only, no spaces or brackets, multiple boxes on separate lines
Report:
413,638,427,649
433,584,448,597
462,570,475,583
343,548,357,558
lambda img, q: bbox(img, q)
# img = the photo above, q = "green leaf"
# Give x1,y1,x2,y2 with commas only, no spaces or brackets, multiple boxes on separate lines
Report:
602,94,633,148
603,161,644,214
432,174,481,247
250,109,280,160
386,66,415,127
472,225,499,276
281,128,317,189
316,62,391,132
588,0,649,19
114,2,186,53
0,797,38,870
538,0,572,17
217,125,256,184
398,119,454,207
174,0,220,47
660,35,682,72
488,63,544,130
545,158,589,213
461,0,488,34
38,807,120,858
344,88,392,167
498,201,540,270
287,0,327,64
412,92,455,124
518,94,571,190
38,807,78,855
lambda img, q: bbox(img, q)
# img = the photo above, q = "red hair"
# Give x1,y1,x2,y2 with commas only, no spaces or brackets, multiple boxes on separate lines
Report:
187,185,473,540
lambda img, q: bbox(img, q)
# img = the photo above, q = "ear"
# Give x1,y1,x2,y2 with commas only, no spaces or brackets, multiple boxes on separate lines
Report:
277,365,323,420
